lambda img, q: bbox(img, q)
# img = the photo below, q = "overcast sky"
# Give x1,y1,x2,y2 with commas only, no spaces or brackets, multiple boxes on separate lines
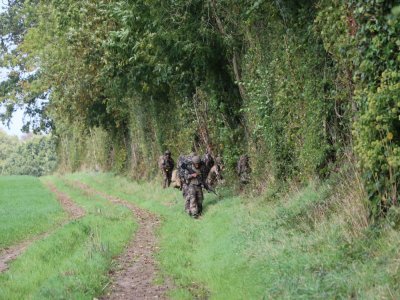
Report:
0,2,25,137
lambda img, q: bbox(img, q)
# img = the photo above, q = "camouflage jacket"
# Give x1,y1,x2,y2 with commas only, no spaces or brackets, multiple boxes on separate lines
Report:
237,155,251,175
184,164,205,187
159,155,174,172
207,165,223,183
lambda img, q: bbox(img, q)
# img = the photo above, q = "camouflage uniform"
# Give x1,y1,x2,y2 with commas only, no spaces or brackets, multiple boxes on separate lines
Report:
179,152,196,202
183,158,204,218
237,154,251,184
159,151,175,188
201,151,214,178
206,157,223,189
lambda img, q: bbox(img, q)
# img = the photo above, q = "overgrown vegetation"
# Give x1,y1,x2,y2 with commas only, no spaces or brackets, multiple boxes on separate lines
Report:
0,130,57,176
351,1,400,217
69,173,400,299
0,2,399,213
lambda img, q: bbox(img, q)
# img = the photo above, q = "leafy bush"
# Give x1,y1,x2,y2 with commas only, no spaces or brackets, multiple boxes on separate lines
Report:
351,1,400,217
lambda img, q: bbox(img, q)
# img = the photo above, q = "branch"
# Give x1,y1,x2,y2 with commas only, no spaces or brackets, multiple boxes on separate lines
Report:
209,0,245,99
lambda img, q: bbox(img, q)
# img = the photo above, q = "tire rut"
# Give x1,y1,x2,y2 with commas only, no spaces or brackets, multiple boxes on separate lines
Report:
0,181,85,273
69,180,172,300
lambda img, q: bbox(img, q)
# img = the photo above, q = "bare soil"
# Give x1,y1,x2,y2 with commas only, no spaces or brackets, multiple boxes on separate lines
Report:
0,182,85,273
45,182,85,219
70,181,172,300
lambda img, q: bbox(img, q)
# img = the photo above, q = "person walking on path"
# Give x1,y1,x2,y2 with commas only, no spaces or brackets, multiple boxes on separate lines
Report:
183,155,205,218
159,150,175,188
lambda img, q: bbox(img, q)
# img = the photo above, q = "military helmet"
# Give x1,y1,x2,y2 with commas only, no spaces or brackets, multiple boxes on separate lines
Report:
215,157,222,164
192,155,201,164
165,150,171,155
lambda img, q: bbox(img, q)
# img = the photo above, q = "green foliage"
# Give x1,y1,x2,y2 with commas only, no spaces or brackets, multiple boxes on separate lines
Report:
1,134,57,176
1,0,400,217
350,1,400,217
314,0,356,143
242,2,336,182
0,130,19,172
315,0,400,217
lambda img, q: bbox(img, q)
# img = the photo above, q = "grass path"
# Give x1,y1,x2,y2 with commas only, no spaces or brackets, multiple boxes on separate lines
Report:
3,173,400,299
70,180,172,299
0,177,135,299
69,173,400,299
44,181,85,220
0,180,85,273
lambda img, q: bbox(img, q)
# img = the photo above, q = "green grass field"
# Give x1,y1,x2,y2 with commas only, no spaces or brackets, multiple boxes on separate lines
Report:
0,176,136,299
2,173,400,299
0,176,66,249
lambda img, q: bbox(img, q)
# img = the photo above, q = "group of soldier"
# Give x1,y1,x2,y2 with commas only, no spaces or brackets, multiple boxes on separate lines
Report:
159,150,251,219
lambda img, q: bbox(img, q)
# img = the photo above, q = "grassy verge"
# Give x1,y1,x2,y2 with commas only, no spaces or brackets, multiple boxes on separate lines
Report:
70,172,400,299
0,176,66,249
0,176,136,300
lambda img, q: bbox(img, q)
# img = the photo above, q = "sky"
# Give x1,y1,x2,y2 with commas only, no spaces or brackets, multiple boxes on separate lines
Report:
0,2,25,137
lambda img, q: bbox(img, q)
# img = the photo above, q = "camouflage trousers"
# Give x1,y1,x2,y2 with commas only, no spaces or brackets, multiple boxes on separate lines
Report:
182,183,188,198
184,184,203,217
239,172,250,184
162,170,172,188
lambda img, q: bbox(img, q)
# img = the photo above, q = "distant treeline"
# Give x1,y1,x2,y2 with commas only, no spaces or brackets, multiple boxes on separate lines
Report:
0,131,57,176
0,0,399,217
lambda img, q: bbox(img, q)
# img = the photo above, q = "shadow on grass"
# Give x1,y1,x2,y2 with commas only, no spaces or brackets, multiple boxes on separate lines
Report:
202,187,233,214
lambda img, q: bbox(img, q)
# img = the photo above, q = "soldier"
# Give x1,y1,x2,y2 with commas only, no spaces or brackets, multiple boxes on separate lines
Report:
207,156,224,189
183,155,205,218
237,154,251,184
177,152,198,213
201,150,214,178
159,150,175,188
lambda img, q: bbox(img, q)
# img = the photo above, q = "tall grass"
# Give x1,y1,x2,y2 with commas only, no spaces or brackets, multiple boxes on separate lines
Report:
0,176,66,249
72,172,400,299
0,177,136,299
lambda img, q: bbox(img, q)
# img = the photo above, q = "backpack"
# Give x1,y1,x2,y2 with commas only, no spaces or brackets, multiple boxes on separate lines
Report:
177,155,193,182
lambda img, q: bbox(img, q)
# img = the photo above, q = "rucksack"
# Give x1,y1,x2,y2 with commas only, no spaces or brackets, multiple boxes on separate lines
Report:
177,155,193,182
178,153,214,184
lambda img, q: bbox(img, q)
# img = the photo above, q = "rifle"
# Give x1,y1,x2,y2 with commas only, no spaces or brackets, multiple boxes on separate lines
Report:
203,182,219,197
185,162,220,198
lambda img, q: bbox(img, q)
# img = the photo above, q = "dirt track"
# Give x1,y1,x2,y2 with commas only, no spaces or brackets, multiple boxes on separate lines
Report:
0,182,85,273
71,181,172,300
